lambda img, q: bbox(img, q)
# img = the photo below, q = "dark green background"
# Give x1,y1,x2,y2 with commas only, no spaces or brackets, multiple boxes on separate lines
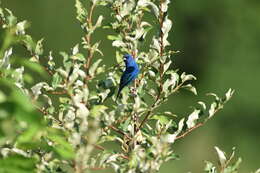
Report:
2,0,260,172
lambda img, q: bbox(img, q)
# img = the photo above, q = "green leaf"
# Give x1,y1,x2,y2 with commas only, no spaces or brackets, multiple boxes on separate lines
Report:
17,124,41,144
21,35,36,53
214,146,227,168
0,91,6,103
35,38,44,56
48,130,75,159
186,109,200,129
0,155,36,173
90,105,107,117
89,59,102,77
75,0,87,24
52,72,62,89
151,115,170,125
182,84,197,95
5,8,17,27
204,161,217,173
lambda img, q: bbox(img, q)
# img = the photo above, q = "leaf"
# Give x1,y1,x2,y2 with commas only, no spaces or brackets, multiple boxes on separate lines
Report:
72,44,79,55
182,84,197,95
90,105,107,117
52,72,62,89
94,15,103,29
214,146,227,168
21,35,36,53
112,40,126,48
0,91,6,103
208,102,217,118
16,20,29,35
0,48,12,69
48,130,75,159
163,60,172,74
89,59,102,77
151,115,170,125
161,0,170,12
224,88,234,102
181,72,197,82
204,161,217,173
107,35,120,41
35,38,44,56
0,155,36,173
75,0,87,24
5,8,17,27
186,109,200,129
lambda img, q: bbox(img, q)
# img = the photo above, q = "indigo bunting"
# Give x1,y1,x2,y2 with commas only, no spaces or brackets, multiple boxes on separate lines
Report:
116,54,139,100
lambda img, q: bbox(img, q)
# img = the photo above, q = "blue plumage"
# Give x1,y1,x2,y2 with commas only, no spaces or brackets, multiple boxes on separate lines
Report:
116,54,139,100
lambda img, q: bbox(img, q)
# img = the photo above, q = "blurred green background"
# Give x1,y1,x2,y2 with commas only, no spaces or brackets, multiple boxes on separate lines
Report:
2,0,260,172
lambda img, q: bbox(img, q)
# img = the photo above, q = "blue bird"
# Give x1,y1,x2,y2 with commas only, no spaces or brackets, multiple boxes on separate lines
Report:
116,54,139,100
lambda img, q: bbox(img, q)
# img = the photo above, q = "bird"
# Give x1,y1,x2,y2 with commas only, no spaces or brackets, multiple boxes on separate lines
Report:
116,54,139,100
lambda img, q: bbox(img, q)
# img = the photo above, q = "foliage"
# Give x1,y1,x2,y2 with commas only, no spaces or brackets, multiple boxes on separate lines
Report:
0,0,254,173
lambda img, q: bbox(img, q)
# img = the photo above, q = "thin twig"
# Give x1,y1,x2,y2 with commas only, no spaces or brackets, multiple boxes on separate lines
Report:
175,123,204,140
108,125,131,140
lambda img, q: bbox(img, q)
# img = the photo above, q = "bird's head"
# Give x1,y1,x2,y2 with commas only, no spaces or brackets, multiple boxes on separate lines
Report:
123,54,134,66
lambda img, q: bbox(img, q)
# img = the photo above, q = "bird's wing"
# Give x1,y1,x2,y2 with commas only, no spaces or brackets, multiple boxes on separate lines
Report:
119,66,136,89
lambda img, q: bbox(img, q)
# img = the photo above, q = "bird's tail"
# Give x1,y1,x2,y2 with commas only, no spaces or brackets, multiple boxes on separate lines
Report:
115,88,122,102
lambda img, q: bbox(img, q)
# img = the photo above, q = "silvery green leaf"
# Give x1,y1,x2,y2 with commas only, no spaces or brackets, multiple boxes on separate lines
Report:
16,20,28,35
92,42,103,56
22,35,35,53
120,0,135,17
107,35,120,41
186,109,200,129
204,161,217,173
35,38,44,56
162,16,172,47
76,104,89,119
182,84,197,95
0,48,12,69
225,88,234,102
99,89,110,102
112,40,126,48
208,102,217,118
255,169,260,173
181,72,197,82
57,68,68,78
207,93,220,102
52,73,62,89
161,0,170,12
137,0,159,18
90,105,107,117
152,115,170,125
89,59,102,77
72,44,79,55
75,0,87,23
162,134,176,143
42,94,52,106
94,15,103,29
214,146,227,168
164,118,185,143
163,60,172,73
151,37,160,52
148,70,156,78
198,101,206,110
12,66,24,88
5,8,17,27
163,76,177,94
